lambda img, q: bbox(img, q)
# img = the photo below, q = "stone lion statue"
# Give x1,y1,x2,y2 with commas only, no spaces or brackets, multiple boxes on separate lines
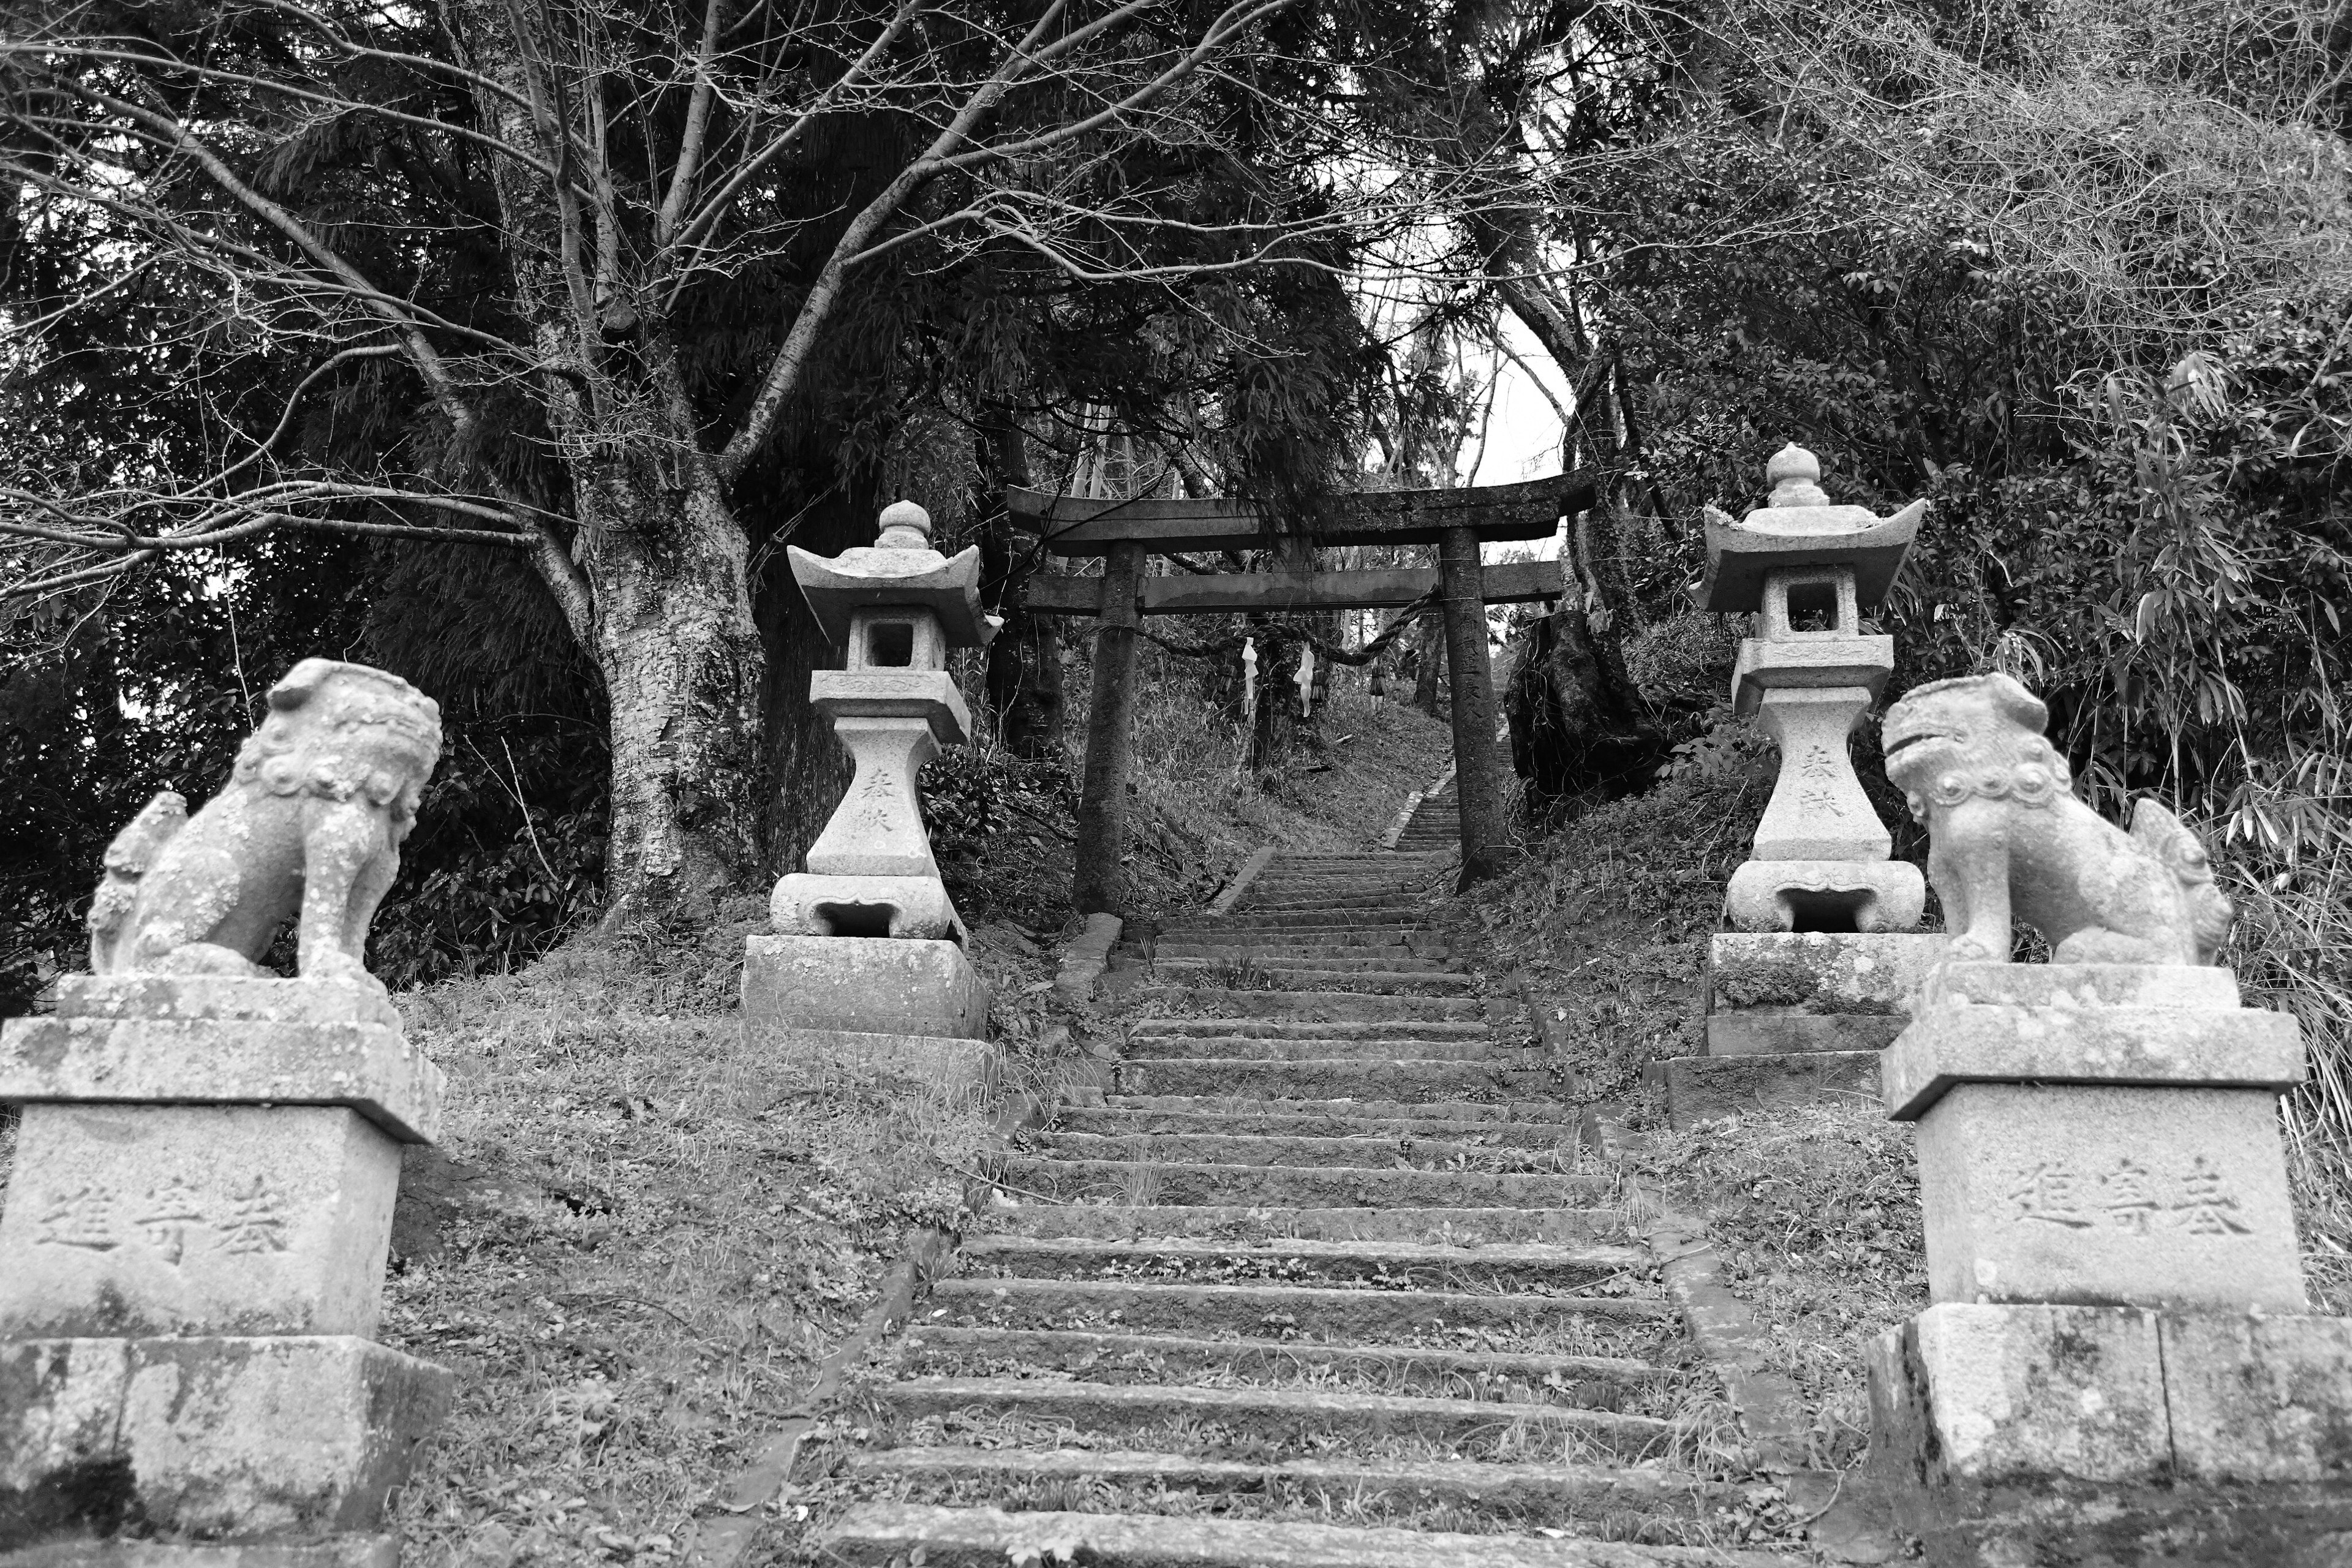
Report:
87,659,442,989
1881,672,2231,965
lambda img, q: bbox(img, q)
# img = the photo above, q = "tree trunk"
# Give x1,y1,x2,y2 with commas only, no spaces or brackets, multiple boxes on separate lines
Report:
578,471,766,915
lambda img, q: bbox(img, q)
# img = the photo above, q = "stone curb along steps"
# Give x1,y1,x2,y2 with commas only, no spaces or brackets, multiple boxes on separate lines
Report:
807,835,1811,1566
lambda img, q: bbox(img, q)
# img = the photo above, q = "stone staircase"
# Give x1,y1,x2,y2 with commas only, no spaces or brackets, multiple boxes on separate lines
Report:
1392,775,1460,854
814,849,1790,1565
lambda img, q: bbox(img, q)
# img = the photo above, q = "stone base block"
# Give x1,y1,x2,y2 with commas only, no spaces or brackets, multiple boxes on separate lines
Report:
770,873,966,944
1869,1304,2352,1565
0,1336,448,1553
1883,997,2305,1120
774,1029,994,1102
1709,930,1948,1016
0,1534,394,1567
1656,1050,1881,1129
1912,1082,2306,1311
0,1108,401,1340
1917,960,2241,1013
1705,1013,1906,1055
0,995,441,1145
1725,859,1925,933
742,935,988,1041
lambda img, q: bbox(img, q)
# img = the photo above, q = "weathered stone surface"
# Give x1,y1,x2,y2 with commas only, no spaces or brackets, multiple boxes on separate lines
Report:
84,661,439,993
786,500,994,649
53,976,401,1030
1705,1012,1905,1055
1910,1084,2306,1311
1722,860,1925,933
1882,1002,2305,1120
1732,633,1894,711
0,1336,448,1551
1709,932,1949,1016
771,1028,994,1102
801,712,950,882
805,671,972,745
1868,1303,2352,1562
0,1106,402,1340
1697,446,1926,613
742,935,989,1041
1882,673,2233,965
2163,1313,2352,1483
1867,1303,2171,1491
1746,687,1892,862
0,1537,399,1566
1917,960,2241,1012
0,1009,442,1145
772,872,965,944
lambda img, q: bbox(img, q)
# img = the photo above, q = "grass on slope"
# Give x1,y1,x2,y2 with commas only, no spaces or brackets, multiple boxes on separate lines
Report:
372,908,1058,1567
1454,717,2352,1480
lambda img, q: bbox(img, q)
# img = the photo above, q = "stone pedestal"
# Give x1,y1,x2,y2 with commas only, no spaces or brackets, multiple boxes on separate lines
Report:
1660,930,1946,1127
0,980,448,1561
742,935,989,1042
1,1335,449,1551
1868,1305,2352,1564
1866,963,2352,1562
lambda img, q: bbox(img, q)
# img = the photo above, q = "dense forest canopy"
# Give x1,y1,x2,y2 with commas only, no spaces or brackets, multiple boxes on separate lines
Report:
4,0,2346,1004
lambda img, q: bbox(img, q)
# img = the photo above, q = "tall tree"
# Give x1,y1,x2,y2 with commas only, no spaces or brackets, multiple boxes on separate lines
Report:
0,0,1375,912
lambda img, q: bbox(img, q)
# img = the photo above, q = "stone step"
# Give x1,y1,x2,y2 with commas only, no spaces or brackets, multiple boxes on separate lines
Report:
815,1503,1778,1567
997,1155,1609,1208
957,1234,1648,1291
924,1278,1675,1341
1104,1094,1569,1120
1158,914,1427,934
990,1204,1629,1245
1138,968,1468,1006
1131,987,1487,1023
1152,930,1430,951
1243,883,1435,902
1236,895,1432,915
1114,1035,1496,1064
1154,954,1458,975
1129,1019,1492,1041
1152,944,1431,964
876,1377,1675,1460
842,1447,1727,1529
1055,1107,1577,1144
897,1327,1666,1406
1028,1129,1580,1171
1112,1057,1544,1102
1161,967,1482,997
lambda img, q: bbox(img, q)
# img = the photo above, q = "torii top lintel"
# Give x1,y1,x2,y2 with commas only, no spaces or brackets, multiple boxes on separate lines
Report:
1003,472,1597,557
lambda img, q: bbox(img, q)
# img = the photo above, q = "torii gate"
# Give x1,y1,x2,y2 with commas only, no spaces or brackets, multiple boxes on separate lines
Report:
1004,471,1597,911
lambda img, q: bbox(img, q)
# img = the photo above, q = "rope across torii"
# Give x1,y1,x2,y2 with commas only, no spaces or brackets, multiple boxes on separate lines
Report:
1003,471,1598,912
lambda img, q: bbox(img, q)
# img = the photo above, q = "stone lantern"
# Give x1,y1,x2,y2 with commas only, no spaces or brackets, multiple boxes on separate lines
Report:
741,502,1000,1070
1700,444,1927,933
1653,445,1947,1129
